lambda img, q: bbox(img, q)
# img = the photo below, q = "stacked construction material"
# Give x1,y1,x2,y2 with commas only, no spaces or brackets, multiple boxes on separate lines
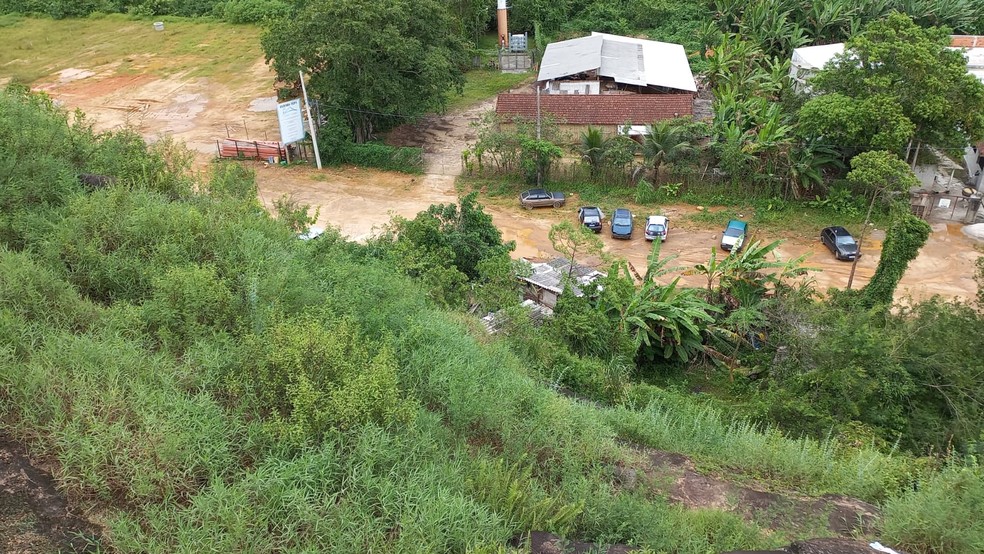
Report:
217,139,286,161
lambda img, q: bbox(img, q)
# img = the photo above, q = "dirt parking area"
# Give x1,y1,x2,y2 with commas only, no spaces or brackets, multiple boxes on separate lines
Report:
256,161,980,302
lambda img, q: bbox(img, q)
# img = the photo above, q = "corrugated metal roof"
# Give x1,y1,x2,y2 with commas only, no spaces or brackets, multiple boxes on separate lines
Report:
790,43,845,70
520,258,605,295
536,33,697,92
538,35,603,82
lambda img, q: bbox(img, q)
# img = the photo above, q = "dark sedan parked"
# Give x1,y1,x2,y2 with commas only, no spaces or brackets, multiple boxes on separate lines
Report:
820,226,860,261
611,208,633,239
520,188,566,209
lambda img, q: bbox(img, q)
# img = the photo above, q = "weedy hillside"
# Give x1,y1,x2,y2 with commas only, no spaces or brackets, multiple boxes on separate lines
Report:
1,86,982,553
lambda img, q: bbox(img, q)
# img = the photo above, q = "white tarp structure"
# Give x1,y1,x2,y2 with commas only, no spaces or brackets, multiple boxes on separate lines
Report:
790,38,984,89
537,32,697,93
789,43,845,89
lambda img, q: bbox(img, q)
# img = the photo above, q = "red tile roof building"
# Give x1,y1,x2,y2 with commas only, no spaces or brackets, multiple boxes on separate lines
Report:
495,93,694,126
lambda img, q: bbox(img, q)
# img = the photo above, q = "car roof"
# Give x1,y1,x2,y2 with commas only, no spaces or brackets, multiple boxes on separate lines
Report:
614,208,631,215
726,219,747,229
526,188,547,194
826,226,851,235
580,206,600,212
647,215,667,224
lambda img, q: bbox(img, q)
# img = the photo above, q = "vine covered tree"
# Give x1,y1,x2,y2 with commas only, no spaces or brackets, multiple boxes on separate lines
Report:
861,213,932,307
262,0,469,142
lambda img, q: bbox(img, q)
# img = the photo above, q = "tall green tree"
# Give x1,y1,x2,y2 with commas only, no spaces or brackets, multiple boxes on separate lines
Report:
810,12,984,157
643,119,694,181
549,221,605,276
576,127,607,177
262,0,469,142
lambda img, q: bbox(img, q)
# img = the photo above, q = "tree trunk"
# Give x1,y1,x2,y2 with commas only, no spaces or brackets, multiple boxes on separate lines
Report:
846,190,879,290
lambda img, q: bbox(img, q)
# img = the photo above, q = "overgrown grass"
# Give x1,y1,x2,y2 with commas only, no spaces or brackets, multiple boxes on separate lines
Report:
447,70,532,112
882,460,984,553
0,14,264,85
607,386,914,501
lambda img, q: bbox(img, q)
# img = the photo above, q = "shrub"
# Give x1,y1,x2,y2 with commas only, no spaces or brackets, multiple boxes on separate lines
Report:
234,316,417,445
883,460,984,554
337,142,425,174
222,0,288,24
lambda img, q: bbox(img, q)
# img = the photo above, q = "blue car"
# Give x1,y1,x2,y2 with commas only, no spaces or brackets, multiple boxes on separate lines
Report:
611,208,633,239
720,220,748,251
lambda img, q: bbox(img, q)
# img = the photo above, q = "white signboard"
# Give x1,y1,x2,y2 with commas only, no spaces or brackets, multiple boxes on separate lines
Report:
277,99,305,144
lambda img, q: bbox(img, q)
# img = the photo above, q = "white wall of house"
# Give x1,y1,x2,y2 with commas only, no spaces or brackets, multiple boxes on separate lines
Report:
966,146,984,190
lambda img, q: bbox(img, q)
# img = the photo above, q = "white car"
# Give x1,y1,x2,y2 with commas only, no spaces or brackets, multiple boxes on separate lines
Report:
644,215,668,241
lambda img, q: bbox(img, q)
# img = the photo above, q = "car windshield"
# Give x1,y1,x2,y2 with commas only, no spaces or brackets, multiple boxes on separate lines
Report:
724,227,744,237
648,224,665,233
835,236,856,245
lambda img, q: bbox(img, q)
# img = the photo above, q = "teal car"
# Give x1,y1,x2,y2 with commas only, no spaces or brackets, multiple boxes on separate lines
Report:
720,220,747,252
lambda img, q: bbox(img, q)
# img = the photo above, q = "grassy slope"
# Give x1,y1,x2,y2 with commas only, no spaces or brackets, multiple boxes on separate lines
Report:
0,14,263,86
447,69,531,112
0,16,979,553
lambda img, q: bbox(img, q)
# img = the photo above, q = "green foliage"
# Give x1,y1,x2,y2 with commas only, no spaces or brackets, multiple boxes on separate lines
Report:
111,422,512,552
141,263,238,353
643,118,696,181
861,213,932,307
519,137,563,185
611,385,915,500
237,316,417,444
812,12,984,152
893,298,984,451
594,248,719,364
272,193,318,234
262,0,469,142
576,126,606,177
883,460,984,554
804,185,865,216
0,87,86,247
322,140,425,174
5,81,983,554
221,0,287,23
798,92,916,155
548,220,605,271
378,193,517,310
465,457,583,535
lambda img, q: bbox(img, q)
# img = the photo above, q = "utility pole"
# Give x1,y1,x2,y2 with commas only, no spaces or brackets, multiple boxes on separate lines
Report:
298,70,323,169
846,189,880,290
536,84,542,187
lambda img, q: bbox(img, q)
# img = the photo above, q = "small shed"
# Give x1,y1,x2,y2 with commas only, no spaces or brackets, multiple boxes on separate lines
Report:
519,258,605,310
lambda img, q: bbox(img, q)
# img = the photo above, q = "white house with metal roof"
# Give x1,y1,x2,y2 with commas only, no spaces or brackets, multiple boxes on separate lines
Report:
790,37,984,190
536,32,697,95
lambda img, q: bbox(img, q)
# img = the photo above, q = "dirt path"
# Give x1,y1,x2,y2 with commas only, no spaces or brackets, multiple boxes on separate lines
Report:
0,437,101,553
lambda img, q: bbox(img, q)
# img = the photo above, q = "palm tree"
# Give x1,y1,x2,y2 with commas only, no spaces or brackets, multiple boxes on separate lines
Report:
577,126,607,177
643,119,694,182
